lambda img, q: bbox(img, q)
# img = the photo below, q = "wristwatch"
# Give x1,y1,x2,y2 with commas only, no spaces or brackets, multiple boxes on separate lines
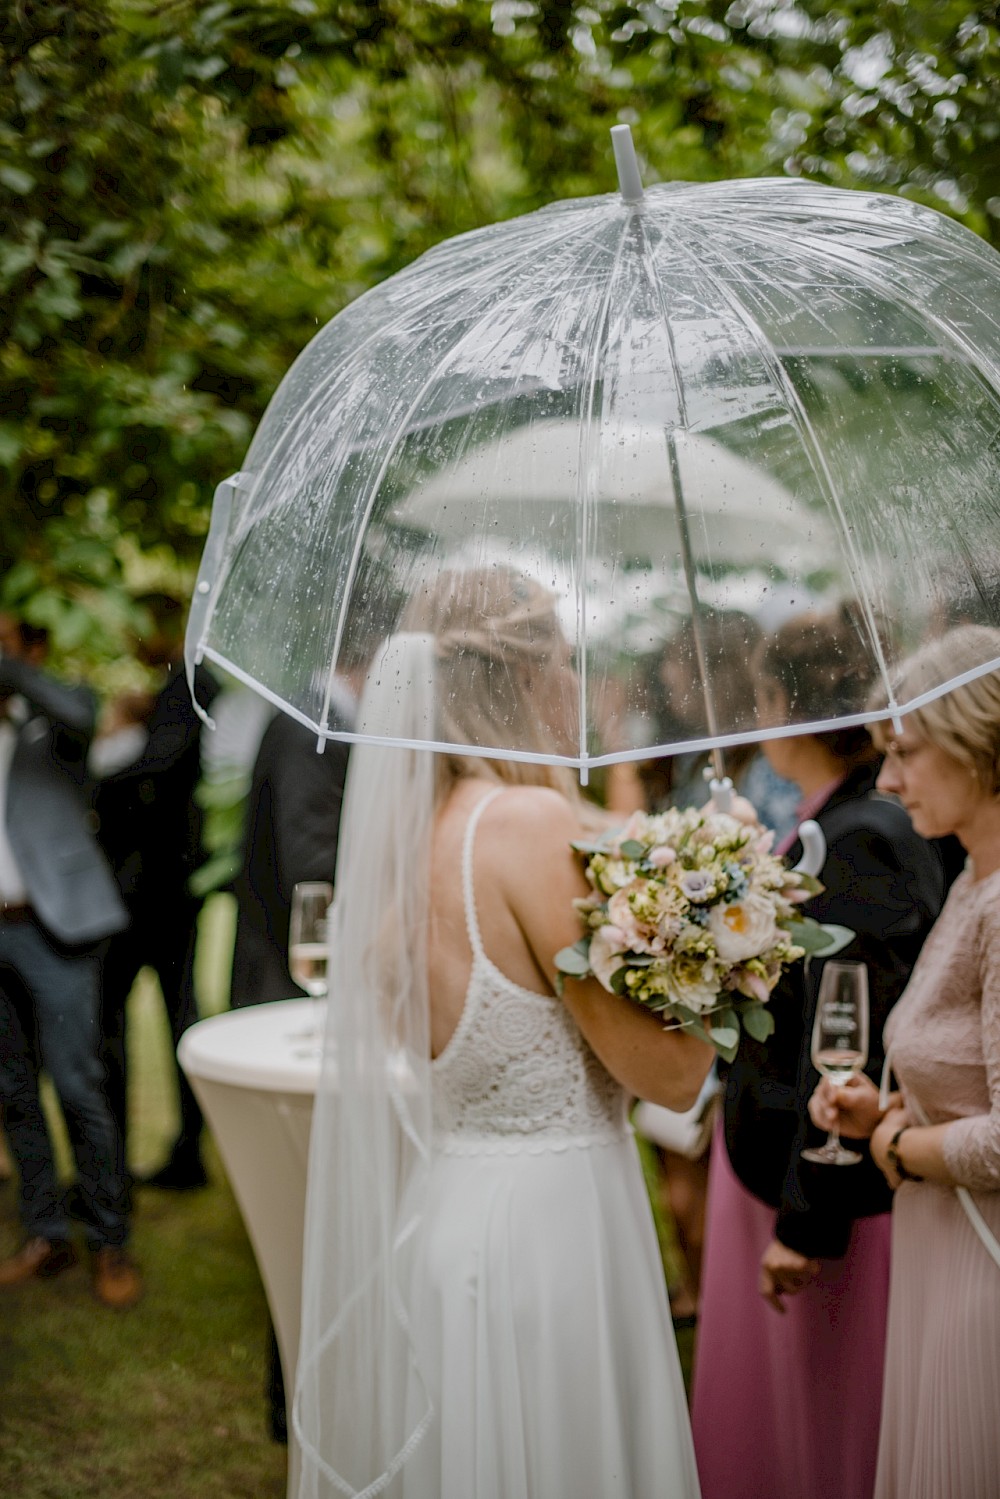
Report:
887,1126,924,1183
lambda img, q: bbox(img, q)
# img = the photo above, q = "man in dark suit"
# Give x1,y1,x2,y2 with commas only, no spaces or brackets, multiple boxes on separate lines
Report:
231,561,400,1008
0,617,140,1307
95,593,218,1190
230,704,350,1010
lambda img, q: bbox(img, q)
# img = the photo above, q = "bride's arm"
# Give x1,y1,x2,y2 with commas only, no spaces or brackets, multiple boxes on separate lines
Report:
496,787,715,1112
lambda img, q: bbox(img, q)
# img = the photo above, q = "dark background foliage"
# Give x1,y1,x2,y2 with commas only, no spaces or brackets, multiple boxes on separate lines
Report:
2,0,999,675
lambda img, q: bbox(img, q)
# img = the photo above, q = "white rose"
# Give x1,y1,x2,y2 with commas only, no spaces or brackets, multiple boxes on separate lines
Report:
662,955,722,1014
589,924,628,990
708,893,779,964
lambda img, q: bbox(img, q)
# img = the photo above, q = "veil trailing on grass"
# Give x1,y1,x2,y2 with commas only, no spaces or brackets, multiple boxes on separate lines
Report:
293,632,437,1499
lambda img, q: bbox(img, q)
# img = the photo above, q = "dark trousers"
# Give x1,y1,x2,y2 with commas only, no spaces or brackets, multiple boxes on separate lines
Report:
100,895,204,1174
0,917,129,1247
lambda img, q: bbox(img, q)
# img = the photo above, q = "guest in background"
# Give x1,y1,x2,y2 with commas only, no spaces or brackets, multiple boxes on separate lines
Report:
0,616,139,1307
229,576,400,1440
632,607,798,1327
230,577,400,1010
637,608,799,839
810,625,1000,1499
95,592,218,1191
691,603,947,1499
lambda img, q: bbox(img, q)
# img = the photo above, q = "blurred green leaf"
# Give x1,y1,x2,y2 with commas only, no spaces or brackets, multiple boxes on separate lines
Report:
0,0,998,690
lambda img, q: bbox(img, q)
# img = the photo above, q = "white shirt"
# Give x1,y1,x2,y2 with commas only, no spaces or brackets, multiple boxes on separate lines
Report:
0,717,27,903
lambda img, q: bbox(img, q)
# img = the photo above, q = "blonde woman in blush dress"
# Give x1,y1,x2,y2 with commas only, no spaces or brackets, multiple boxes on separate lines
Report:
691,606,946,1499
810,624,1000,1499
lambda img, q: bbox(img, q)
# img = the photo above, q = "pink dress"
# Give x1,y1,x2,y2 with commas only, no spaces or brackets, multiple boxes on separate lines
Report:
691,1126,891,1499
876,867,1000,1499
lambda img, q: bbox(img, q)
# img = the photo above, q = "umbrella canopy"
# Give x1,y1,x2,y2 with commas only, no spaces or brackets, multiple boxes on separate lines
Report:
187,137,1000,774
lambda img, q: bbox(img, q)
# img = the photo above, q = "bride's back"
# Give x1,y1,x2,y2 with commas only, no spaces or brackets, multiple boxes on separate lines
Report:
427,776,559,1059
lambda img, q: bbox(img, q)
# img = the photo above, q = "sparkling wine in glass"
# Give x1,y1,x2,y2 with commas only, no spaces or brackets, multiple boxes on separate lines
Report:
289,881,333,999
802,959,869,1167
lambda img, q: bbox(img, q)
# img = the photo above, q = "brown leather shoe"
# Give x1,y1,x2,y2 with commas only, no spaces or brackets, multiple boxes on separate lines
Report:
0,1236,78,1285
91,1245,142,1309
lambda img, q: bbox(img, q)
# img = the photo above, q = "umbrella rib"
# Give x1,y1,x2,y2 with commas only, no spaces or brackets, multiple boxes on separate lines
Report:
628,214,728,779
576,212,633,782
664,214,903,725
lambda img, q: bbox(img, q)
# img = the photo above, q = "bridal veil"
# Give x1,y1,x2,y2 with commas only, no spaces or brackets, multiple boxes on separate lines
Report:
294,631,437,1498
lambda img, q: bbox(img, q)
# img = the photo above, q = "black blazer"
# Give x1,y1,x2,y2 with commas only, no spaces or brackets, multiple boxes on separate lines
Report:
723,759,946,1258
95,663,218,907
229,709,351,1007
1,657,128,946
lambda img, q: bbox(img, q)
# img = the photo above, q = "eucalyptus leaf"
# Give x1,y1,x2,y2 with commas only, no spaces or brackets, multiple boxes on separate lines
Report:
787,917,853,954
554,941,592,978
707,1007,741,1061
569,839,606,856
619,839,646,860
741,1004,775,1043
707,1027,740,1063
813,924,856,957
670,1003,701,1028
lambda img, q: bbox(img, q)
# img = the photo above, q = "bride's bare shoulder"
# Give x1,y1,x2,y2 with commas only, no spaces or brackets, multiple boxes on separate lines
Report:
487,784,579,830
478,786,584,874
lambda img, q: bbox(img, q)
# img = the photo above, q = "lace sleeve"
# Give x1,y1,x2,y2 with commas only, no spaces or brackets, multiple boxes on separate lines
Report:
942,897,1000,1191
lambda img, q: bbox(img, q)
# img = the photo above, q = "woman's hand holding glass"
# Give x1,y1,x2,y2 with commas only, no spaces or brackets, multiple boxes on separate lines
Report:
808,1075,913,1187
802,961,870,1166
808,1073,889,1139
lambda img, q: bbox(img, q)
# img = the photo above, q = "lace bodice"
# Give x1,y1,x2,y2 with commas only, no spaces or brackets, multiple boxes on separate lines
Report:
885,866,1000,1192
431,790,629,1154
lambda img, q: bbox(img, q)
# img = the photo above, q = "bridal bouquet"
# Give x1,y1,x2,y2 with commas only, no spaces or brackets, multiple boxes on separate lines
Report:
555,806,841,1061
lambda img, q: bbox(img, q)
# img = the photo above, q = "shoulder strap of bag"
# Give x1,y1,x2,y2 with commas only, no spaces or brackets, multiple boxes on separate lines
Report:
881,1052,1000,1270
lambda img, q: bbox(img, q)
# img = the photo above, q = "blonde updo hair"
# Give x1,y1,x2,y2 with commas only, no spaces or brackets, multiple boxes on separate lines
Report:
401,566,578,801
868,624,1000,795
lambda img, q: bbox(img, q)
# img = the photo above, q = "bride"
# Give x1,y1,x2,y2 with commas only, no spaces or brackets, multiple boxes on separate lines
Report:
293,567,713,1499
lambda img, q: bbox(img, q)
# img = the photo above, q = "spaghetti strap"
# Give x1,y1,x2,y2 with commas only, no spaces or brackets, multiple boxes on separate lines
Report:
461,787,504,960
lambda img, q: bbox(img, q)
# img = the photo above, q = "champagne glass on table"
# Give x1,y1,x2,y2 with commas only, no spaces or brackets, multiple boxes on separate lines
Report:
802,960,869,1166
289,882,333,1041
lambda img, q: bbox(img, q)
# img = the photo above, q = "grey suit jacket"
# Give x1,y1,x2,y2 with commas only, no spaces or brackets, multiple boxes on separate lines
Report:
2,657,128,946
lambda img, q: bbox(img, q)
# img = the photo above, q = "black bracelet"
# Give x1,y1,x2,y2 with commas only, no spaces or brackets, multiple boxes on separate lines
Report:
887,1126,924,1183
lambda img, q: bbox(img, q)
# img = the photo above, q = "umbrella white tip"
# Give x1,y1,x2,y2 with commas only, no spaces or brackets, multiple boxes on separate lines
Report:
708,776,733,812
611,124,644,205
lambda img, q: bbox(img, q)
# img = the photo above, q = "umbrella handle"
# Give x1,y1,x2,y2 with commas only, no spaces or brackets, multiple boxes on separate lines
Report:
792,819,826,879
708,776,734,812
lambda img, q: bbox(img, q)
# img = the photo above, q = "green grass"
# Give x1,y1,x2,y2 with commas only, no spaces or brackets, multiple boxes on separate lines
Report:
0,894,693,1497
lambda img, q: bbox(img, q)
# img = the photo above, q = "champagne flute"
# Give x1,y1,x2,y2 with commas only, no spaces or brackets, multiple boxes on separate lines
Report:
801,959,869,1166
289,881,333,1000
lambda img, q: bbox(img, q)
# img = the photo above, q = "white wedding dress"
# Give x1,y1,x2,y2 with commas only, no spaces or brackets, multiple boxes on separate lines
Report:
396,789,702,1498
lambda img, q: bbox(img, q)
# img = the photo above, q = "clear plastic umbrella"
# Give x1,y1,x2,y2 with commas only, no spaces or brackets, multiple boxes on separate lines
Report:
186,127,1000,780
